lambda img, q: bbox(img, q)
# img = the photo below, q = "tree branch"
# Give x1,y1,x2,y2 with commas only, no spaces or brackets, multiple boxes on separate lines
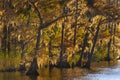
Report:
28,0,43,24
41,14,71,29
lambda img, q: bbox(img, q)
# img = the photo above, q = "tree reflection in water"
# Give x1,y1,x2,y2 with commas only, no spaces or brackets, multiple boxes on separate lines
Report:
29,76,37,80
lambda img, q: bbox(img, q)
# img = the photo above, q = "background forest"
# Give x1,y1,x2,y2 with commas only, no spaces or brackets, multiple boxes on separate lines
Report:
0,0,120,76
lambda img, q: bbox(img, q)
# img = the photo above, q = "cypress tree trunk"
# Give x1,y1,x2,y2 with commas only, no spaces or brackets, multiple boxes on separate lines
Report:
26,57,39,75
113,23,116,45
76,31,89,67
14,38,17,56
3,0,6,8
106,0,112,62
59,22,65,68
0,36,1,50
8,24,11,55
3,0,9,8
2,25,7,55
26,0,43,76
27,13,30,26
49,37,52,70
26,25,41,76
27,0,68,75
13,23,17,56
107,38,112,61
26,22,41,75
73,0,78,46
84,21,101,68
8,0,12,8
21,40,25,58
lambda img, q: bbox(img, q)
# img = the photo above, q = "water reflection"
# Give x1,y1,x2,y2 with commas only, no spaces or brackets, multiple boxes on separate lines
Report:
0,61,119,80
29,76,37,80
80,67,120,80
0,68,88,80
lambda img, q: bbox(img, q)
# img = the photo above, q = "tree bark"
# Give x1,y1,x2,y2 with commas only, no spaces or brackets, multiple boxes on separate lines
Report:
49,37,52,70
76,31,89,67
27,0,68,75
14,38,17,56
26,0,43,76
113,23,116,45
21,40,25,58
2,25,7,55
8,24,11,55
107,38,112,61
84,20,101,68
8,0,12,8
59,22,65,68
73,0,78,46
26,57,39,76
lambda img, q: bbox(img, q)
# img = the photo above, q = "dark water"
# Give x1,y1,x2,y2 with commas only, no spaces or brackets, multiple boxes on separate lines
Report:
0,61,120,80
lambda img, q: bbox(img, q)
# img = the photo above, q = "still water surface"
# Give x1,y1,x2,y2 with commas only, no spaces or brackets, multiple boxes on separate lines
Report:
0,61,120,80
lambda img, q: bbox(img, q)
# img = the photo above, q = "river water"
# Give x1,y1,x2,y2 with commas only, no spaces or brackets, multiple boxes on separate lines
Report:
0,60,120,80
